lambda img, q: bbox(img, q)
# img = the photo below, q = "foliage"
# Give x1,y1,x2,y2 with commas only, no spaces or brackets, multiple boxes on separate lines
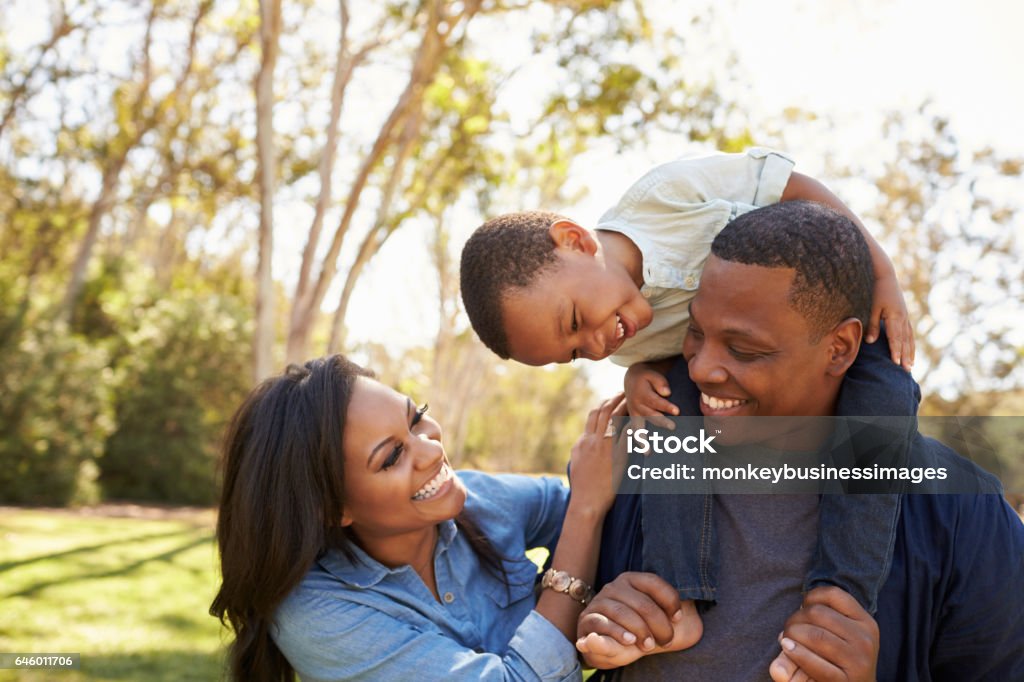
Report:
101,291,252,505
0,266,115,504
830,106,1024,410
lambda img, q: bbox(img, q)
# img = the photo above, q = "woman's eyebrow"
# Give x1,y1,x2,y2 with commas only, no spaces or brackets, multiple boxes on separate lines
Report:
368,398,413,469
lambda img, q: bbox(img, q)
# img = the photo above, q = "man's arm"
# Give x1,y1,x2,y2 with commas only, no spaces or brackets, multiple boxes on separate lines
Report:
781,172,914,370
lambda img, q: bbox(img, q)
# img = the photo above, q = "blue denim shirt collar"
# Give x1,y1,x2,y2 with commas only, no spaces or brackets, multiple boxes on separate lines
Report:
319,519,459,589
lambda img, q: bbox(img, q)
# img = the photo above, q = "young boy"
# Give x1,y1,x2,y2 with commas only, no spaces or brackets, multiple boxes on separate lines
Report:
459,148,919,625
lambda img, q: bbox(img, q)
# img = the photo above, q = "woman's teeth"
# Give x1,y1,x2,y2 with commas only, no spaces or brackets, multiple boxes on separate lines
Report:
412,464,452,501
701,393,748,410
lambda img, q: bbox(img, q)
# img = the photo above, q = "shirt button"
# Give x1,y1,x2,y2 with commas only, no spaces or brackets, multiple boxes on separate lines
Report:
443,592,455,603
642,289,652,299
684,276,696,287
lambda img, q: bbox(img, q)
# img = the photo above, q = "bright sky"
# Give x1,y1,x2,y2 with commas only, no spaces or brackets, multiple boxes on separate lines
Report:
344,0,1024,396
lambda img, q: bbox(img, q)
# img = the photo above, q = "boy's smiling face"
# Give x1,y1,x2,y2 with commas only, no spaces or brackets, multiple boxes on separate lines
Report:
500,223,653,366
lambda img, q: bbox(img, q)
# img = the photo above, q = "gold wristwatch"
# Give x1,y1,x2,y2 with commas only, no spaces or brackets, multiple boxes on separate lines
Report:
541,568,594,605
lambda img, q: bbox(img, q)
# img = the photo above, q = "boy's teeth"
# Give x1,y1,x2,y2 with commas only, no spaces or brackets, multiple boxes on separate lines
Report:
616,315,624,339
701,393,747,410
412,464,452,501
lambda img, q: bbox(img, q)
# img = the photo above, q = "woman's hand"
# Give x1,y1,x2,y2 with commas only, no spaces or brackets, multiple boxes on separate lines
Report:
568,393,628,515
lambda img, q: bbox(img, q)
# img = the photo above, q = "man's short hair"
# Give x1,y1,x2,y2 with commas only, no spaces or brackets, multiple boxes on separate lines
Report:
711,200,874,341
460,210,565,359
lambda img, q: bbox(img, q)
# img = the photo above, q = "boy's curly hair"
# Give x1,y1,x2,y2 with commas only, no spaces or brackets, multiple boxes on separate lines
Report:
459,211,566,359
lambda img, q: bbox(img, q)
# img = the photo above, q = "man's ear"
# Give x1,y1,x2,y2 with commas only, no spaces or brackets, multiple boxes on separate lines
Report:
548,219,599,255
825,318,862,377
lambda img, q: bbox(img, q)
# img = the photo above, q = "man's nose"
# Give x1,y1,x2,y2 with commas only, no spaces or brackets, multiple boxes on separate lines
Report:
687,344,729,384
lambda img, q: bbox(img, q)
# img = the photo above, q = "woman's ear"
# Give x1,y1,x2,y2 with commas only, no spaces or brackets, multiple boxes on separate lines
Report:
548,219,599,255
340,508,354,528
826,318,862,377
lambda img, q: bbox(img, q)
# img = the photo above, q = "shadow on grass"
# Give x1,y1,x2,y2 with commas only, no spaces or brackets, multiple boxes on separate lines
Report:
81,648,226,682
0,528,200,574
6,530,215,599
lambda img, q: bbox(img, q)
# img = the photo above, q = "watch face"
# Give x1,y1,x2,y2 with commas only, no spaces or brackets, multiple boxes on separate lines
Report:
552,572,571,591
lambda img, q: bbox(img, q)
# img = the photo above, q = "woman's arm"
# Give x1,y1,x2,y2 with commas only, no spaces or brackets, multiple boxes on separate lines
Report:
530,394,627,641
781,172,915,370
274,597,582,682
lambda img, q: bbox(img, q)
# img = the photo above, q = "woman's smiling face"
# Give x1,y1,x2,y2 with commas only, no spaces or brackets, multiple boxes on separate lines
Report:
340,378,467,540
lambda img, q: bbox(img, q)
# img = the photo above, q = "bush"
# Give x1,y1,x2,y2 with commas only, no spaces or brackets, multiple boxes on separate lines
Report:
0,319,115,505
100,293,251,505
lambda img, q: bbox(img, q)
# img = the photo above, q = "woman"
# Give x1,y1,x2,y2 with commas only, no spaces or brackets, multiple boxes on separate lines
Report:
210,354,627,681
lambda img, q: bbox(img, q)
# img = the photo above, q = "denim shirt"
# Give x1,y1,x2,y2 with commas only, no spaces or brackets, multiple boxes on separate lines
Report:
272,471,580,682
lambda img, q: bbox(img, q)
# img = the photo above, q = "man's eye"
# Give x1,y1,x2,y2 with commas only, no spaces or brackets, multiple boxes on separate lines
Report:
686,326,703,339
728,347,761,361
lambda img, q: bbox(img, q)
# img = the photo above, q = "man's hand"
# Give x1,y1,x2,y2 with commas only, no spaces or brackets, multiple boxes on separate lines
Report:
768,586,879,682
576,572,702,669
577,600,701,669
624,362,678,430
867,271,915,372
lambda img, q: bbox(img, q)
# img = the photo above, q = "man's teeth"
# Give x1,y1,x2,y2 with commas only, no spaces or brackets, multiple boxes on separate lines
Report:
701,393,747,410
412,464,452,501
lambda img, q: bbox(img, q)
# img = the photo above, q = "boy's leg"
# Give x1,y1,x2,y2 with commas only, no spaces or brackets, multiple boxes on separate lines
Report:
640,358,717,602
808,323,919,613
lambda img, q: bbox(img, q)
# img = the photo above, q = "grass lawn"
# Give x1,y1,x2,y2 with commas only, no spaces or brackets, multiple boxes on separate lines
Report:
0,506,225,682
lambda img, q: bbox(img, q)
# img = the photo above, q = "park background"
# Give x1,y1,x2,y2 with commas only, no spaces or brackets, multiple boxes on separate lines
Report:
1,0,1022,679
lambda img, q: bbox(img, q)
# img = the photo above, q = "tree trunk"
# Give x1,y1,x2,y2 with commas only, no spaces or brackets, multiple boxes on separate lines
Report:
253,0,283,382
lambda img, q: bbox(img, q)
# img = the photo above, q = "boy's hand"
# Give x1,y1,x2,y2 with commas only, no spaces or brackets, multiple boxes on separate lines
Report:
624,363,679,430
867,271,915,371
768,586,879,682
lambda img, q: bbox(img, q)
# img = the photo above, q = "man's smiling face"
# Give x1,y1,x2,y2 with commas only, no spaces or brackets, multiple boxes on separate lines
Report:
682,255,848,421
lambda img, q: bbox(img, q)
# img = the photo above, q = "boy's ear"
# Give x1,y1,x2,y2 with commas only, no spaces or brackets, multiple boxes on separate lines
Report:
825,318,862,377
549,219,599,256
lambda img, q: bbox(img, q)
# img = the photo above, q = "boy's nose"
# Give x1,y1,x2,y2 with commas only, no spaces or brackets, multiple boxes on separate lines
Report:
583,332,607,360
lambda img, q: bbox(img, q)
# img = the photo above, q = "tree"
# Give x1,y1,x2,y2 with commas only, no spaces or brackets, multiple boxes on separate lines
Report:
253,0,283,381
834,107,1023,411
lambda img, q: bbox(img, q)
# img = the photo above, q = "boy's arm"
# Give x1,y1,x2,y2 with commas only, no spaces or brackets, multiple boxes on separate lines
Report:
781,172,914,371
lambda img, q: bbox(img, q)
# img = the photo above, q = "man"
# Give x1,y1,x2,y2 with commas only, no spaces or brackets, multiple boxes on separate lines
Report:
576,201,1024,681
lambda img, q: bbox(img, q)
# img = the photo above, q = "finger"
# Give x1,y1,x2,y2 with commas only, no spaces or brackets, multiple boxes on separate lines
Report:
778,636,844,682
581,597,668,650
576,632,631,657
801,586,871,624
636,404,676,431
784,622,849,665
597,392,625,431
645,380,680,416
650,373,672,399
865,305,881,345
769,651,800,682
577,609,642,648
902,318,916,369
610,393,629,418
585,406,599,435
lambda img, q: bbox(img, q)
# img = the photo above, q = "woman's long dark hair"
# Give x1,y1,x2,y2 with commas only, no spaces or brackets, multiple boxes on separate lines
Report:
210,355,506,682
